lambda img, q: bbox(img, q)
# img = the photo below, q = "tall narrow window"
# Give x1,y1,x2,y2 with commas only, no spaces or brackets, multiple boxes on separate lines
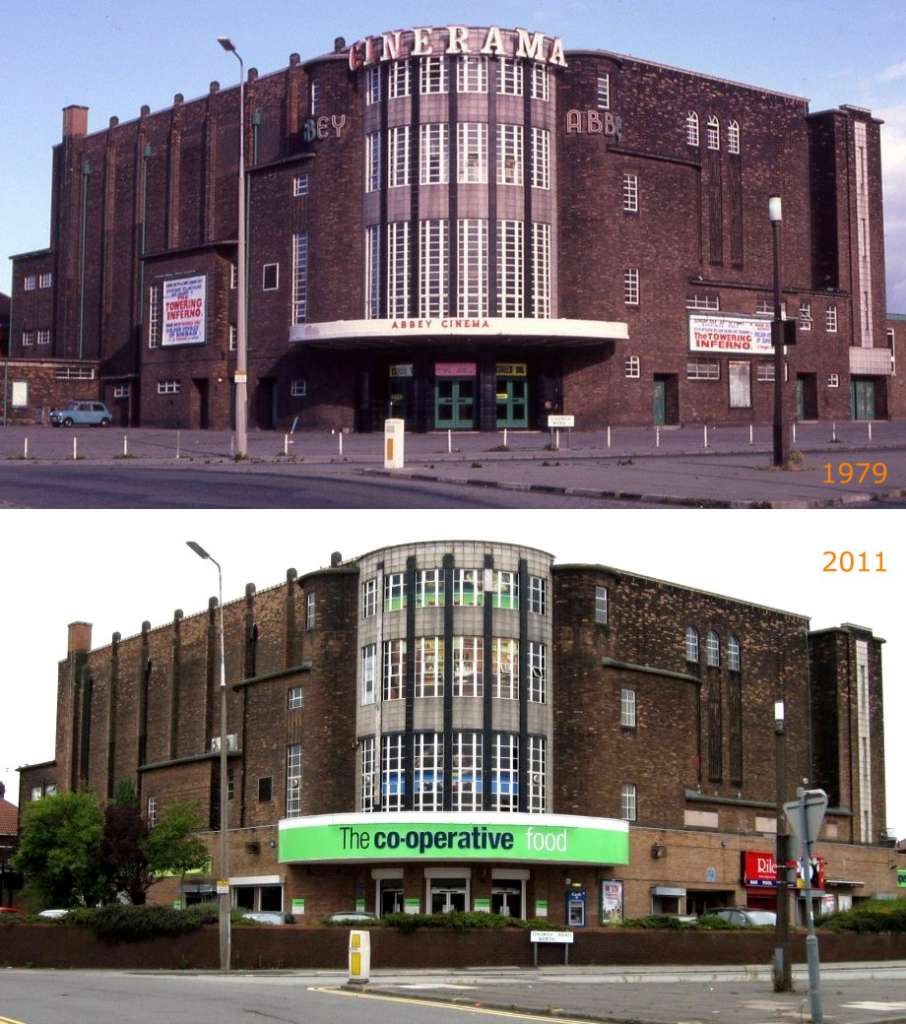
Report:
727,119,740,154
383,572,407,611
497,124,523,185
420,123,449,184
708,680,722,781
457,55,487,92
360,736,376,811
530,127,550,189
458,123,488,184
497,220,524,318
727,635,741,672
419,219,448,318
291,233,308,324
457,219,488,316
826,305,838,332
381,734,405,811
310,81,320,114
453,636,483,696
492,734,519,812
146,796,158,827
799,301,813,331
528,736,546,813
366,65,381,105
529,576,546,615
453,567,483,606
388,126,411,187
415,637,444,697
452,731,482,811
382,639,406,701
416,569,445,607
595,585,608,624
361,643,376,705
387,222,411,318
705,630,720,667
420,56,448,94
528,642,546,703
686,111,699,147
706,115,720,150
498,57,523,95
413,733,443,810
148,286,161,347
306,591,316,628
530,64,548,101
532,223,551,318
286,743,302,816
596,74,610,110
365,225,380,319
389,60,410,97
620,688,637,728
624,268,639,306
293,174,309,197
623,173,638,212
685,626,699,663
492,570,520,609
620,783,637,821
365,132,381,193
492,638,519,699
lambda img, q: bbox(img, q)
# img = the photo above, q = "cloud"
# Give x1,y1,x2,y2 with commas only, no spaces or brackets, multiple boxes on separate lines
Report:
878,61,906,83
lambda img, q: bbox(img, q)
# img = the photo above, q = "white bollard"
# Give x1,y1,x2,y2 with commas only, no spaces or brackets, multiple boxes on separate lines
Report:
606,425,612,449
284,434,289,456
339,432,344,456
123,435,128,457
792,422,797,445
703,425,708,449
178,431,182,460
348,929,371,986
73,436,77,461
555,428,560,451
868,421,873,442
503,427,508,448
24,437,28,459
656,426,660,448
384,418,405,469
749,424,754,445
447,428,452,454
832,421,837,443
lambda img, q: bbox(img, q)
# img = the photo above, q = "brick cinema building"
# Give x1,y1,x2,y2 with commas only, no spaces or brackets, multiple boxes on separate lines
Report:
18,541,899,925
3,25,901,431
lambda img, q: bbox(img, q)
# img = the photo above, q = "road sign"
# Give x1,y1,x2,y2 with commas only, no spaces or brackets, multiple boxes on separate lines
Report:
783,789,828,847
547,415,575,428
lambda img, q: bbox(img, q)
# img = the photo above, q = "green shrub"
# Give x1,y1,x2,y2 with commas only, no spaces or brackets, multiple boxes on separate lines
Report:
694,914,735,930
818,898,906,933
377,912,551,935
621,915,686,929
67,903,223,941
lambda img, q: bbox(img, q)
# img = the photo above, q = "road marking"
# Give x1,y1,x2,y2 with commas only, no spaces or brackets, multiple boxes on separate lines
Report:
307,986,593,1023
0,1015,28,1024
844,1003,906,1011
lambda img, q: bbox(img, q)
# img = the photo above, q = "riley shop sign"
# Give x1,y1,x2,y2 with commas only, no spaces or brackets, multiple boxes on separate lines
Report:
349,26,568,69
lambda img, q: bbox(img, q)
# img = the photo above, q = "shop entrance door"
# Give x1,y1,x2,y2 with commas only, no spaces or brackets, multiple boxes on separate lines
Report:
388,380,412,421
496,379,529,428
850,378,876,420
379,880,404,916
435,380,476,429
430,879,468,913
491,882,523,918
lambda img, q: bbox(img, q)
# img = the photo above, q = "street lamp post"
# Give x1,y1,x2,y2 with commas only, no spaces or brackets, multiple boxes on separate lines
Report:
217,36,248,459
769,196,790,468
186,540,231,972
773,697,792,992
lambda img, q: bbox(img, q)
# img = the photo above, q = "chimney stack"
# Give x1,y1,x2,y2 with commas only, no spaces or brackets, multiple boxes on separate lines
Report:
67,621,92,654
62,105,89,138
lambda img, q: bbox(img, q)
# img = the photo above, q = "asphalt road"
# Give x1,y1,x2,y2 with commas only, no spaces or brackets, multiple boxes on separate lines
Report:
0,463,639,509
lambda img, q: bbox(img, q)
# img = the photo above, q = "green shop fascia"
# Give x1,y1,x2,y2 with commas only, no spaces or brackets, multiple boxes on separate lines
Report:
278,811,630,866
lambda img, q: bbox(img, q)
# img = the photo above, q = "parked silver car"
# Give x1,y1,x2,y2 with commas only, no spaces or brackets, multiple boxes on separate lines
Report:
702,908,776,927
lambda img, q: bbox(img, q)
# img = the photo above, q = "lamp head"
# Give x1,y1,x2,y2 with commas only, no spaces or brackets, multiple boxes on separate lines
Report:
186,540,210,560
217,36,236,52
768,196,783,223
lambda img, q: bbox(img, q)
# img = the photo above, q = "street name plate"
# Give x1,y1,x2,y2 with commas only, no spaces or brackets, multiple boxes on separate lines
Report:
530,930,574,943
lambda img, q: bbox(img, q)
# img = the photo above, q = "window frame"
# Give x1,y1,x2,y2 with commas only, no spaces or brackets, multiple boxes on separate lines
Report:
286,743,303,816
595,585,608,624
621,783,637,821
492,638,519,700
622,172,638,213
620,688,637,728
528,641,546,703
382,638,406,701
362,577,378,618
293,173,309,197
705,630,720,668
383,571,407,612
686,111,700,147
414,636,444,698
452,636,483,697
288,686,304,710
624,267,639,306
529,576,547,615
685,626,700,664
362,643,377,705
262,263,279,291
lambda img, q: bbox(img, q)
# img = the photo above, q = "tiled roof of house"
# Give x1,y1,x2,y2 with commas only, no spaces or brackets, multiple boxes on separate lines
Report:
0,798,18,837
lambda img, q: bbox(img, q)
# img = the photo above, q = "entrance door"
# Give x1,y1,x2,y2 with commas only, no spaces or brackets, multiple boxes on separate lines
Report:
491,881,523,918
388,380,412,422
379,880,404,916
435,380,476,429
429,878,468,913
850,378,876,420
653,379,666,426
192,378,210,429
796,374,818,420
257,377,277,429
652,375,679,425
496,379,529,428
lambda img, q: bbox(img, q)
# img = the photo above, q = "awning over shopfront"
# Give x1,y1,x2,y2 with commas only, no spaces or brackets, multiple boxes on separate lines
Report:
289,317,629,349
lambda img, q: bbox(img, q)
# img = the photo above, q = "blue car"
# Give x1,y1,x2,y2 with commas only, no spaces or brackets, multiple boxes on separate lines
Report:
49,401,113,427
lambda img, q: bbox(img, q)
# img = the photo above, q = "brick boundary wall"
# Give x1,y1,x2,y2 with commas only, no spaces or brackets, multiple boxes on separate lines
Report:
1,925,904,970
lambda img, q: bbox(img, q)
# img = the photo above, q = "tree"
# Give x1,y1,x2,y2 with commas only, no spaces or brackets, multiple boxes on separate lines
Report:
143,802,210,881
102,781,153,905
13,791,105,908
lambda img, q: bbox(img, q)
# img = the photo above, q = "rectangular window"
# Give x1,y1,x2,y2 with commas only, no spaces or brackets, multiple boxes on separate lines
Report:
38,272,52,288
388,125,411,187
729,360,752,408
230,264,238,289
157,379,180,394
452,731,482,811
620,688,637,728
113,385,130,399
497,220,524,318
596,74,610,110
361,643,377,705
452,636,483,697
687,360,720,380
418,219,448,318
310,80,320,114
37,329,50,346
387,221,411,318
826,305,838,332
706,116,720,150
457,55,487,93
497,124,523,185
21,330,34,347
492,734,519,812
229,325,237,351
146,796,158,827
528,736,546,813
686,294,720,311
262,263,279,291
492,638,519,699
291,233,308,324
415,637,444,698
756,363,775,383
453,567,483,606
381,734,405,810
293,174,309,197
148,286,161,347
306,591,316,628
55,366,95,380
595,585,608,624
23,275,36,292
799,301,812,331
366,65,381,104
389,60,410,97
288,686,304,710
286,743,302,816
623,173,638,212
532,222,551,318
528,642,546,703
529,576,546,615
360,736,376,812
382,639,406,701
415,569,444,607
530,63,548,101
624,268,639,305
365,225,380,319
492,570,520,610
362,578,378,617
420,56,448,94
457,219,488,316
413,733,443,811
621,783,637,821
420,123,449,185
227,768,235,801
530,127,550,189
498,57,523,95
258,776,273,802
365,131,381,193
458,123,488,184
828,372,840,388
290,379,306,397
625,356,640,379
755,298,787,316
383,572,407,611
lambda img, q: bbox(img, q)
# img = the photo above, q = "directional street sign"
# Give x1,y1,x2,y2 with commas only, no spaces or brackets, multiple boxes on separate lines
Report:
783,789,828,847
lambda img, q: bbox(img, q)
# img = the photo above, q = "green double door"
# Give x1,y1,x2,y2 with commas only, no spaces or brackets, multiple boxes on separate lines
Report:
435,379,476,428
496,379,528,428
850,378,876,421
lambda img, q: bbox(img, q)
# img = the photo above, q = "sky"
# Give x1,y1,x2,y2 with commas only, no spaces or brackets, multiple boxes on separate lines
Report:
1,508,903,845
0,0,904,308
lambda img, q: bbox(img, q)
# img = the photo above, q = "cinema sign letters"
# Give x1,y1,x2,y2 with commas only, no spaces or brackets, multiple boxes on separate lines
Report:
349,27,568,69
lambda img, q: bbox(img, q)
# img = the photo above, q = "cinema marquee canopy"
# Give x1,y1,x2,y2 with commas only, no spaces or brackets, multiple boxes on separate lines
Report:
278,811,630,865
